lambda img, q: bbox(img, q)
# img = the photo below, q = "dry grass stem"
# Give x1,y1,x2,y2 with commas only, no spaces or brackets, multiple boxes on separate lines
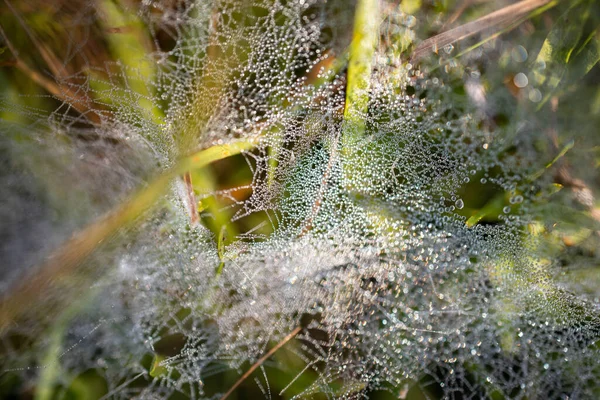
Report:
219,326,303,400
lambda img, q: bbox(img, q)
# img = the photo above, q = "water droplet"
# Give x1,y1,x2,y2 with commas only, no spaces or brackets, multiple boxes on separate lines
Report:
510,195,523,204
511,45,528,62
403,15,417,28
529,88,542,103
514,73,528,88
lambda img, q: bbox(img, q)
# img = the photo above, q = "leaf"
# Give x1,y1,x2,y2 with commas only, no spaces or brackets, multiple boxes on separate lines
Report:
149,354,168,378
466,192,506,227
563,29,600,86
532,1,591,107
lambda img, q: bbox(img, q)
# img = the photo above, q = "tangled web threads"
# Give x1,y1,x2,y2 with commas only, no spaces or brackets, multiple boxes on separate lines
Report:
1,0,600,399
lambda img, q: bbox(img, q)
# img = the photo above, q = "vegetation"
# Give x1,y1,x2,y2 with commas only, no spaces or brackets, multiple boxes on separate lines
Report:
1,0,600,398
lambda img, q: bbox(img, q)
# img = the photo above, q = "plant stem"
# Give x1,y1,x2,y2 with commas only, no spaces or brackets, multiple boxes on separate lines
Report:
183,172,200,225
341,0,379,149
219,326,302,400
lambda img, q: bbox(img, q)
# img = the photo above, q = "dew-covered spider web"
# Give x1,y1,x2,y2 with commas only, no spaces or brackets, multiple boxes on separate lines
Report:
1,0,600,399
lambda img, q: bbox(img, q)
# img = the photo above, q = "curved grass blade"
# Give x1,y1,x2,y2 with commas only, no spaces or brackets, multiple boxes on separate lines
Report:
564,29,600,85
437,0,558,67
0,140,256,331
411,0,556,63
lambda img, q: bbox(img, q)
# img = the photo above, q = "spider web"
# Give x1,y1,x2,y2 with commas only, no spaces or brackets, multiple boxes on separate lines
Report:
1,0,599,399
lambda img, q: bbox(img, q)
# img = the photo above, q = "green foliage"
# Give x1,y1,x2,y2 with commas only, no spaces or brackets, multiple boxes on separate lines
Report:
1,0,600,399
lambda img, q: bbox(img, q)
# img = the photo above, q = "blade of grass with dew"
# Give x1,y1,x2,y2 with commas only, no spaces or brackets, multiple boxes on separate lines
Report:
335,0,380,230
96,0,163,126
0,139,256,332
411,0,557,63
341,0,379,150
436,0,559,68
266,125,284,189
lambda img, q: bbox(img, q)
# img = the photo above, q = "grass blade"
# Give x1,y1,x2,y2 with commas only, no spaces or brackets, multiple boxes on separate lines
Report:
0,140,255,331
342,0,379,148
411,0,556,62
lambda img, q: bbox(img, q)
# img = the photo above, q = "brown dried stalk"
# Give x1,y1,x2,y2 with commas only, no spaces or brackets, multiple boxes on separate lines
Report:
219,326,303,400
0,3,103,124
183,171,200,225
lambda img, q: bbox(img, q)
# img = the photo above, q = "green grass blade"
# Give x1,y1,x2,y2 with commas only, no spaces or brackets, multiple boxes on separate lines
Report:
532,0,591,108
97,0,164,126
341,0,379,149
0,140,256,332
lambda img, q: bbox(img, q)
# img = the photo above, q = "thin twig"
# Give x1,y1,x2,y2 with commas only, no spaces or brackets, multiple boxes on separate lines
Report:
411,0,555,62
0,22,102,124
4,0,68,80
220,326,302,400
